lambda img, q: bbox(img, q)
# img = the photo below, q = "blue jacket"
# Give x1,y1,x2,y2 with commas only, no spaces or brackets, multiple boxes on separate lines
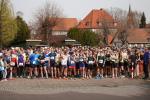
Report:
144,52,149,64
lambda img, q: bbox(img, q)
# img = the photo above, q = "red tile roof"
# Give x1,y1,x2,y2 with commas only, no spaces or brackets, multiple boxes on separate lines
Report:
52,18,78,31
146,23,150,28
78,9,116,29
127,29,150,43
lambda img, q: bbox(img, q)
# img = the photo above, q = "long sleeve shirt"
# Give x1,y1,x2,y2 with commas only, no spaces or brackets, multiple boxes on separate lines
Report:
144,52,149,64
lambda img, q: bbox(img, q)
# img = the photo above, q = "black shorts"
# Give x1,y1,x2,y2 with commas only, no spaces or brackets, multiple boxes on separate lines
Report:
50,60,56,67
25,64,30,67
98,63,104,68
124,60,129,67
76,62,80,69
119,62,124,67
31,64,40,68
111,61,118,68
87,64,94,70
84,62,88,68
40,63,45,67
55,62,61,68
105,61,110,67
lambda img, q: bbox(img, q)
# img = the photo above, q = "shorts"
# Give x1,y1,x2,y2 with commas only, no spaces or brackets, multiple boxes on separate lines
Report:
25,63,30,67
119,62,124,67
79,62,85,68
105,61,110,67
87,64,94,70
55,62,61,69
62,65,67,68
111,61,118,68
98,63,104,68
44,63,49,67
50,60,56,67
76,62,80,69
124,60,129,68
69,66,75,69
84,62,88,68
31,64,40,68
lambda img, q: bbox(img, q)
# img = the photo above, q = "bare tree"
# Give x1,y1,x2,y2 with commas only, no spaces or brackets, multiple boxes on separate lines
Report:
108,8,129,46
32,1,63,45
101,18,111,45
134,11,142,28
109,7,128,23
109,7,143,47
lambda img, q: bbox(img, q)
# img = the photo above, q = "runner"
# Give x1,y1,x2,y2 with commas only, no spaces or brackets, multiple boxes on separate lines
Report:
96,49,105,79
17,51,25,78
61,51,68,79
0,54,7,81
49,48,57,78
68,53,76,79
110,51,119,78
87,52,95,79
10,50,18,79
79,53,86,79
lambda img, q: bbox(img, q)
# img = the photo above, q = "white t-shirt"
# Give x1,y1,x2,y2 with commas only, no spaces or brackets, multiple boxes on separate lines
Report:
0,53,3,57
61,55,68,66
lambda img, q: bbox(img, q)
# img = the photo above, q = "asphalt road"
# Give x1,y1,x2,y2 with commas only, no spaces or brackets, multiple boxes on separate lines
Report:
0,78,150,100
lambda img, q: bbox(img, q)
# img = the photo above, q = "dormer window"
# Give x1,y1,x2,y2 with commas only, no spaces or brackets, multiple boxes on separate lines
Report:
97,21,102,26
85,21,89,26
147,38,150,42
97,21,99,25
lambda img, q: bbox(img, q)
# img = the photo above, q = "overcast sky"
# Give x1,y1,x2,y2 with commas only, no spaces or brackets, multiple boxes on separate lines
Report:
11,0,150,23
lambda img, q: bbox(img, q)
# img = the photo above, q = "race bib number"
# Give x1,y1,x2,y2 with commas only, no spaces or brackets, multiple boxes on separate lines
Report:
88,61,94,64
79,59,84,62
10,62,15,66
131,62,134,66
112,59,115,62
50,56,55,60
99,60,103,63
33,61,36,64
71,61,75,64
19,63,24,66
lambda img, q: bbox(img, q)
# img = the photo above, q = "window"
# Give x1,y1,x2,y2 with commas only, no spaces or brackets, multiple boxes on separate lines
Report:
97,21,102,26
85,21,89,26
97,21,99,25
147,38,150,42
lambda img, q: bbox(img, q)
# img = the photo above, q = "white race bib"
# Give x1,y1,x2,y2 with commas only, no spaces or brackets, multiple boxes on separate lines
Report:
50,56,55,60
79,59,84,62
33,61,36,64
112,59,115,62
10,62,15,66
99,60,103,63
19,63,24,66
88,61,94,64
71,61,75,64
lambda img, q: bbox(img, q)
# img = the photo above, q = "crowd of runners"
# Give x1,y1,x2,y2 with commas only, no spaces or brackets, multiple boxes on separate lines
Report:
0,46,149,81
